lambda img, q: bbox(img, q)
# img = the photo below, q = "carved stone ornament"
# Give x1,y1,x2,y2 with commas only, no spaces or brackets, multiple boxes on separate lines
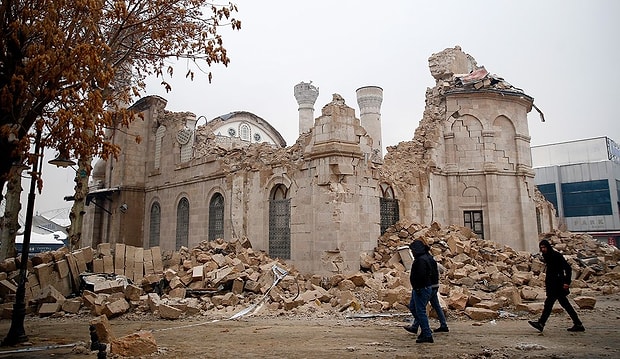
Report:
177,128,193,145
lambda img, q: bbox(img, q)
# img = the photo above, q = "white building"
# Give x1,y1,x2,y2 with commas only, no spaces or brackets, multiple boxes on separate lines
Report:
532,136,620,245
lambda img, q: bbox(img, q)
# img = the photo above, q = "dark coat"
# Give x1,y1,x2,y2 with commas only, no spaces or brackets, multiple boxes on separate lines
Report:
540,240,572,296
409,240,434,289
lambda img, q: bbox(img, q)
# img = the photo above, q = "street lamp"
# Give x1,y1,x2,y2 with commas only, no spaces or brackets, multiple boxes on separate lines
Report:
48,154,76,168
2,129,43,346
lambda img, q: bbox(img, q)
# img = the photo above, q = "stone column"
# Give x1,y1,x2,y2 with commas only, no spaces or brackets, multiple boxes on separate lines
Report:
356,86,383,158
294,81,319,134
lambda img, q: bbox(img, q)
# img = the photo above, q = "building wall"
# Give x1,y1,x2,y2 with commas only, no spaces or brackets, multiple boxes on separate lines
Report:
82,48,544,274
533,143,620,234
438,92,538,252
84,93,384,274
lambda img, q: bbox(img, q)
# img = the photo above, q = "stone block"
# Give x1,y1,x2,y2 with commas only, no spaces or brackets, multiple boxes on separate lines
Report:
0,279,17,297
81,246,94,264
62,298,82,314
73,249,87,274
0,258,17,272
35,284,66,304
143,249,154,275
347,273,367,287
31,252,54,266
464,307,498,321
33,262,55,289
244,280,261,293
159,303,182,319
473,300,501,311
114,243,126,275
55,259,70,279
93,279,124,294
93,258,104,273
102,297,130,318
110,331,157,357
520,286,539,301
81,290,97,313
151,246,163,273
574,296,596,309
90,314,116,343
168,287,186,298
231,278,244,295
147,293,160,312
103,255,114,273
97,243,112,256
192,265,204,281
65,253,81,289
38,302,62,316
124,284,143,301
133,246,144,283
163,268,177,281
447,292,468,310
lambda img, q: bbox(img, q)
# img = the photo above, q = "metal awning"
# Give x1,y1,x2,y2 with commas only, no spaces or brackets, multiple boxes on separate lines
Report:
64,187,120,215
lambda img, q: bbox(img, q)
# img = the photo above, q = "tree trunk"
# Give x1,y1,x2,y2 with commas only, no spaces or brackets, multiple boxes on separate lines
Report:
0,169,23,261
67,157,92,251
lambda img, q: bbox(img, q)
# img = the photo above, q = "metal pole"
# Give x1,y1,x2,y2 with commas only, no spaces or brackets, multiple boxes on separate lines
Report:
2,129,42,346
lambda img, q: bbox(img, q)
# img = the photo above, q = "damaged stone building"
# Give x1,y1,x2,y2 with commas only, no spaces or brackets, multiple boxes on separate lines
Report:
81,47,549,275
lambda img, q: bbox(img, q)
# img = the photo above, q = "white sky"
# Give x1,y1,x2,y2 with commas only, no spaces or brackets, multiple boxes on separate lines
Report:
18,0,620,220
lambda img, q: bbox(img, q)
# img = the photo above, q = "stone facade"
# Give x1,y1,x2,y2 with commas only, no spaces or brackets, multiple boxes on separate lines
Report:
81,47,544,274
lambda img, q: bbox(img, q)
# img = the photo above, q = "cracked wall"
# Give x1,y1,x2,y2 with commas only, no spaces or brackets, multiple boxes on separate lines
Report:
82,46,546,274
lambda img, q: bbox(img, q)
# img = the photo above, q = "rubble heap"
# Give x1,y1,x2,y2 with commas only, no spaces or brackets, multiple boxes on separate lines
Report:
374,221,619,319
0,221,618,323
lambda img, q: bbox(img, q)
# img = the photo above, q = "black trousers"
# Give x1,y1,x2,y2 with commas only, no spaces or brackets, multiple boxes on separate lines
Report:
539,291,582,326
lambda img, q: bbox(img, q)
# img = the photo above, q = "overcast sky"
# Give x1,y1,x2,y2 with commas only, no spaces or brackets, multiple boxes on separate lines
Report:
18,0,619,220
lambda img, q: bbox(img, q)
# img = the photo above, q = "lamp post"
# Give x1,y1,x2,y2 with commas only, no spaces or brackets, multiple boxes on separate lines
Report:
2,129,43,346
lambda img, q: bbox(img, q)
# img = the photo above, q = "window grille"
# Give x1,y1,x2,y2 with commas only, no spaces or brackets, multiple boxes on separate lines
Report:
208,193,224,241
149,202,161,248
379,183,399,235
269,184,290,259
176,197,189,249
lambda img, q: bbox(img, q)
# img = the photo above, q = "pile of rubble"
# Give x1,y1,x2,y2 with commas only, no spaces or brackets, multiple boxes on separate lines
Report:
373,220,619,320
0,221,618,324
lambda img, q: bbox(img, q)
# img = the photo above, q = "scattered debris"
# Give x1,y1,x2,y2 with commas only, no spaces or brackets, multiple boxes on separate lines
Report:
0,221,618,326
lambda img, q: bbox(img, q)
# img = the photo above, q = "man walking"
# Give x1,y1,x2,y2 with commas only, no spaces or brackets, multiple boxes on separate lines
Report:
407,239,435,343
404,246,449,334
528,239,585,333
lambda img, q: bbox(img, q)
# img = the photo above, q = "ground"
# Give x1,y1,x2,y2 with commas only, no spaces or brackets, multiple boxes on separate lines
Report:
0,293,618,359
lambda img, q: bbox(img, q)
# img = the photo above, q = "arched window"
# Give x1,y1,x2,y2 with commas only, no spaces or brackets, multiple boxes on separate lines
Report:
240,123,251,141
208,193,225,241
149,202,161,248
154,125,166,169
176,197,190,249
269,184,291,259
379,183,399,235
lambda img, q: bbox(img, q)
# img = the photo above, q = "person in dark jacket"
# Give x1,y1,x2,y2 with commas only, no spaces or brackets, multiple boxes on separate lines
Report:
404,244,449,334
528,239,585,332
406,239,435,343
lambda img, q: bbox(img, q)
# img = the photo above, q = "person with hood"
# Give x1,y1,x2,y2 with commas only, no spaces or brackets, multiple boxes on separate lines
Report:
528,239,585,332
404,244,449,334
406,239,435,343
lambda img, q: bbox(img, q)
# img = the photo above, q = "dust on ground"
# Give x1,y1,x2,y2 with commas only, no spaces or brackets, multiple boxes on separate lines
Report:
0,293,618,359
